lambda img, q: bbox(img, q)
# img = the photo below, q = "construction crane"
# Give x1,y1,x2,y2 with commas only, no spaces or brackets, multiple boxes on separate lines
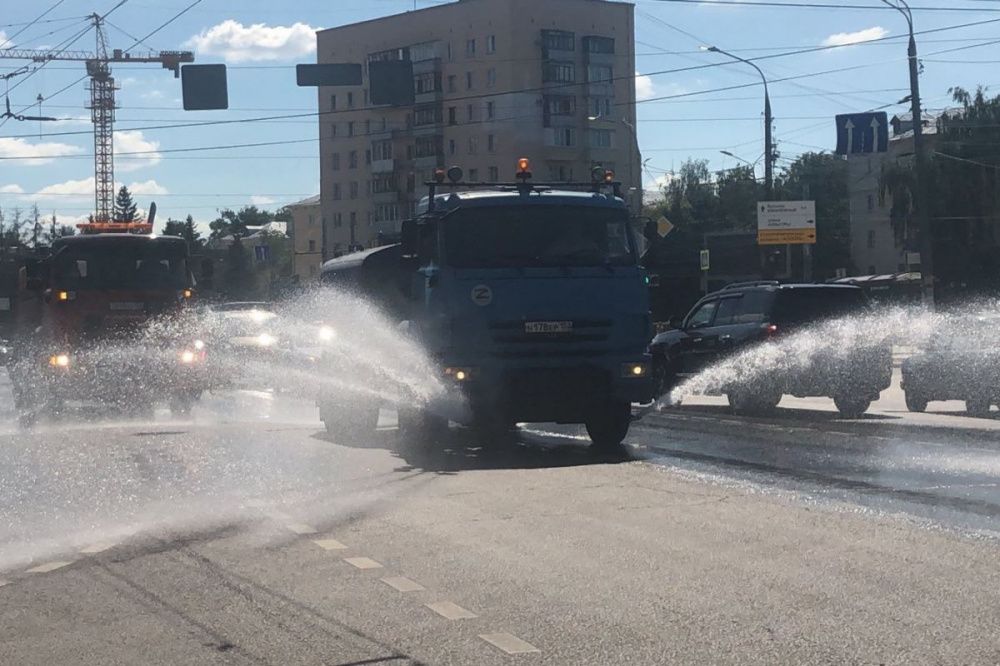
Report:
0,13,193,223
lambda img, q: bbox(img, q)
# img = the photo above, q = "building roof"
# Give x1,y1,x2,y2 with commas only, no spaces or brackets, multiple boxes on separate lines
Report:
287,194,321,209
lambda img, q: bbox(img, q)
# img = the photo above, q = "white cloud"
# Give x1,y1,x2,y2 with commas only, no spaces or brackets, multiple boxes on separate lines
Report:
28,177,168,201
822,26,888,48
184,20,319,62
114,130,161,171
250,195,276,206
127,179,168,196
0,184,25,194
0,137,83,166
140,89,166,101
636,72,656,102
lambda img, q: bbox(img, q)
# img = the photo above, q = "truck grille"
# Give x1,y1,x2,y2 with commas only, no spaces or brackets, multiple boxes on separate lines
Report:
487,318,613,358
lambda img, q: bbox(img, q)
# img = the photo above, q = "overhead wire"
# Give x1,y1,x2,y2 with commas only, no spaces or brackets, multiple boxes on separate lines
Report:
0,0,70,50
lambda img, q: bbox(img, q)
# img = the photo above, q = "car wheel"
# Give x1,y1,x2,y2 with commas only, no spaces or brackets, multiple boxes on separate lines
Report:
728,389,781,416
585,401,631,452
904,392,928,413
834,395,873,419
965,396,991,417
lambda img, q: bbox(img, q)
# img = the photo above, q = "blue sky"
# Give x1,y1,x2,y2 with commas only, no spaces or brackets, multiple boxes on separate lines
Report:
1,0,999,230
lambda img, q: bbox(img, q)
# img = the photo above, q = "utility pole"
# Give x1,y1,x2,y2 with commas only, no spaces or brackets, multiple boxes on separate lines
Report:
883,0,933,305
704,46,773,196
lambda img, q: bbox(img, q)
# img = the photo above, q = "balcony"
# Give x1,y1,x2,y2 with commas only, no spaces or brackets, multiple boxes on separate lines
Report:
372,190,399,204
371,158,395,174
414,154,444,169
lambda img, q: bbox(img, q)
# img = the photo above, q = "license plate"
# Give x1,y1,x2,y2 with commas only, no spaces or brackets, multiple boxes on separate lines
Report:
525,321,572,334
109,302,144,311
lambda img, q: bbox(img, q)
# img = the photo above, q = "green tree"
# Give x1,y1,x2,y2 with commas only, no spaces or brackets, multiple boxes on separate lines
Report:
183,214,203,249
222,236,254,299
43,213,76,245
114,185,138,222
776,152,852,279
209,205,273,241
162,218,187,238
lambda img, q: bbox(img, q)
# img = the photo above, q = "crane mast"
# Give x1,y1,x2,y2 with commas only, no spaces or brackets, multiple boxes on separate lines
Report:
0,13,193,225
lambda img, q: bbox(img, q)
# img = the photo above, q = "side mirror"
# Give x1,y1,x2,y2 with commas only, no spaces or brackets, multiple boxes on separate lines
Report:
400,219,418,257
669,316,683,330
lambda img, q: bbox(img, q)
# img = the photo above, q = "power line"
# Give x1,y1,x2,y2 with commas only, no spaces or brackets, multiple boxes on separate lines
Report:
121,0,203,54
643,0,1000,11
0,0,70,50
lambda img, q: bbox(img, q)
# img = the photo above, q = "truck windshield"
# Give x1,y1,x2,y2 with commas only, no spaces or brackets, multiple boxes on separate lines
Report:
51,242,189,291
443,205,634,268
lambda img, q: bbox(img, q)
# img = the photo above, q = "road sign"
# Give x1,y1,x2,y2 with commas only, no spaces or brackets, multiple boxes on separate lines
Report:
181,64,228,110
657,216,674,238
757,200,816,245
835,112,889,155
700,249,710,271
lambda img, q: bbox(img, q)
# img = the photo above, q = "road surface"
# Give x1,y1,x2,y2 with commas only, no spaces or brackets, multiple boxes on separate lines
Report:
1,374,998,664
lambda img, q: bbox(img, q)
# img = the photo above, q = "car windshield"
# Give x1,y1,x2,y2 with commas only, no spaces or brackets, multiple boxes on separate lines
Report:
51,242,189,291
443,205,634,268
771,288,867,324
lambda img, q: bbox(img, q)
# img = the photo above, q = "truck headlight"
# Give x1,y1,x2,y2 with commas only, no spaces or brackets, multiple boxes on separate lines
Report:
257,333,277,347
318,326,336,342
621,362,650,378
444,366,477,382
180,350,197,364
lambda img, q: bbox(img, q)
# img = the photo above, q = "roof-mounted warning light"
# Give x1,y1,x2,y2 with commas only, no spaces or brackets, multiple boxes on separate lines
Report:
447,166,464,183
591,165,605,183
604,169,615,184
433,168,446,184
516,157,532,181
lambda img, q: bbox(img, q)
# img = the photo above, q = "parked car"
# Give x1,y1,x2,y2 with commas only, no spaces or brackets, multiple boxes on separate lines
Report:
901,314,1000,416
650,282,892,417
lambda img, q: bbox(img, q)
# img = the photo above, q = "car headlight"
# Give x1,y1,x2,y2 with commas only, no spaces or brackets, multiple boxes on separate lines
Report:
318,326,336,342
257,333,277,347
621,362,650,378
193,339,205,351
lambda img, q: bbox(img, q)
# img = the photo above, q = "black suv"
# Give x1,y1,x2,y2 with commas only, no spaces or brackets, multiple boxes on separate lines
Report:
650,282,892,417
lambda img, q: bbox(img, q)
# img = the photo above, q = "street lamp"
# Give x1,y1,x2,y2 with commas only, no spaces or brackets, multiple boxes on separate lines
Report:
719,150,762,169
702,45,773,196
588,113,642,210
881,0,934,305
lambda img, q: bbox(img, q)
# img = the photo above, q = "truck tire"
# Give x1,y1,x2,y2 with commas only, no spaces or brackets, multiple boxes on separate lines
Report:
398,407,449,446
585,401,631,451
834,395,873,419
904,392,928,413
321,402,379,443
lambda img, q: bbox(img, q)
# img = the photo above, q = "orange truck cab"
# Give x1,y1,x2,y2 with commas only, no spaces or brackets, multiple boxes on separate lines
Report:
10,232,207,426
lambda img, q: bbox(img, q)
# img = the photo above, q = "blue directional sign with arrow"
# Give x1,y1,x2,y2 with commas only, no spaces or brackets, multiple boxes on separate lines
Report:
835,112,889,155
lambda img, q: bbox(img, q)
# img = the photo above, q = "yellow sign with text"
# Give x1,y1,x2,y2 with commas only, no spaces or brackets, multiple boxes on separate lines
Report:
758,229,816,245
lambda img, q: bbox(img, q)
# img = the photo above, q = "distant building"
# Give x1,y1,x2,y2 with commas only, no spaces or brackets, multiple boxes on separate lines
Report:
286,195,322,280
846,111,942,276
315,0,639,254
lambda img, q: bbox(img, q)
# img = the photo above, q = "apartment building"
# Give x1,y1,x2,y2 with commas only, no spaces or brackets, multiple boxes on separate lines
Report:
286,195,322,280
315,0,638,255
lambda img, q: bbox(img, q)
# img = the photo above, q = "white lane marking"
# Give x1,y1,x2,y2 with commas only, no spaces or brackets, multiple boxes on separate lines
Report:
425,601,477,620
381,576,425,593
479,632,541,655
0,579,9,588
26,561,74,574
286,523,318,535
312,538,348,551
343,557,383,570
80,543,115,554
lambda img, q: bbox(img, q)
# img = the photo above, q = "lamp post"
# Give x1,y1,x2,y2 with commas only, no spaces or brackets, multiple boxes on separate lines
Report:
882,0,934,305
588,113,642,210
703,46,773,197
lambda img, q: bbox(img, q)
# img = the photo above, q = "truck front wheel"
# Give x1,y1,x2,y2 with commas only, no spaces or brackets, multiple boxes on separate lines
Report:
585,401,631,451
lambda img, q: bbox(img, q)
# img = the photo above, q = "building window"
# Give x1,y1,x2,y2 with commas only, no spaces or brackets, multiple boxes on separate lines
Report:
487,134,495,152
589,97,613,119
365,119,371,135
542,29,575,51
365,149,371,165
544,95,576,116
466,71,474,89
333,183,342,200
349,150,358,169
333,212,342,228
867,194,874,211
372,139,392,160
486,101,495,120
348,121,355,137
448,106,457,125
331,153,340,170
487,34,496,54
543,61,575,83
468,136,478,154
371,175,397,193
487,68,496,87
587,64,613,83
330,123,338,138
413,105,441,126
350,182,359,199
350,211,357,227
468,168,479,181
447,42,452,60
489,166,499,182
548,164,573,181
553,127,576,147
347,92,354,108
867,230,876,249
448,74,456,92
466,38,476,56
415,135,441,158
308,240,316,252
330,94,337,110
414,71,440,94
449,139,456,155
308,214,315,226
590,129,613,148
583,36,615,54
467,103,477,122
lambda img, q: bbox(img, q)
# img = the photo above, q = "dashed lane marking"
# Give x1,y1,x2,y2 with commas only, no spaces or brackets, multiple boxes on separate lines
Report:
80,543,115,554
312,538,348,551
425,601,478,620
479,632,541,655
381,576,425,593
286,523,318,535
26,561,74,574
343,557,383,570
